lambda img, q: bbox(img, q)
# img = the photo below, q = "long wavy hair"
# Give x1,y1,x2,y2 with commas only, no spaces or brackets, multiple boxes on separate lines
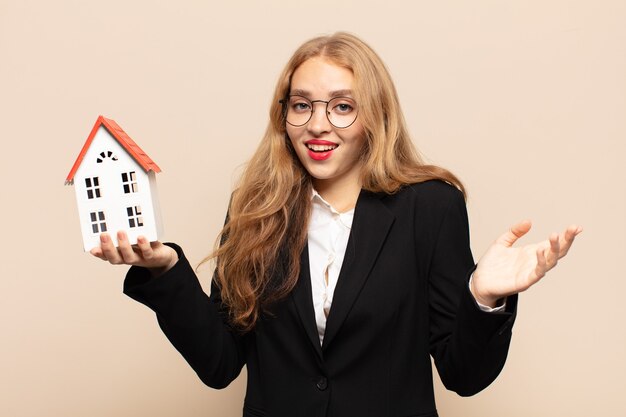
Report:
204,32,465,332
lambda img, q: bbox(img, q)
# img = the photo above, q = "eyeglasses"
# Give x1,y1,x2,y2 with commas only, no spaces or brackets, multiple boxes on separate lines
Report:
280,95,359,129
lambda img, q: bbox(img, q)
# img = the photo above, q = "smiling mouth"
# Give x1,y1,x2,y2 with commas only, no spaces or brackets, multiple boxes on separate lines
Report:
306,143,338,152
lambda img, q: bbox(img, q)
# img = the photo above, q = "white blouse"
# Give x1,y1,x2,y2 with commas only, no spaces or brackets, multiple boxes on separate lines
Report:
308,191,354,345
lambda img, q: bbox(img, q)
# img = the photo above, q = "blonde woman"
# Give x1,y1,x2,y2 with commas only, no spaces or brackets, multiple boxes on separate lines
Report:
92,33,581,417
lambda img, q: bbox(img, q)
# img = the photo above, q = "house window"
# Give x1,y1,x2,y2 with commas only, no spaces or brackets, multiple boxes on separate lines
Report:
127,205,144,228
96,151,118,163
90,211,107,233
85,177,101,199
121,171,138,193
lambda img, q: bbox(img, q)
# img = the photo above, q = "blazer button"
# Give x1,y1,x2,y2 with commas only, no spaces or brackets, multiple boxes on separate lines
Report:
316,377,328,391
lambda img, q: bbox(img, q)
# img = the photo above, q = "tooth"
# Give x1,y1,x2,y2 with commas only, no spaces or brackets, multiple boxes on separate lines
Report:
307,144,337,152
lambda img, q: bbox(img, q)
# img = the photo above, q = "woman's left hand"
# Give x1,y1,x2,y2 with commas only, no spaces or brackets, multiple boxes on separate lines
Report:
471,220,583,307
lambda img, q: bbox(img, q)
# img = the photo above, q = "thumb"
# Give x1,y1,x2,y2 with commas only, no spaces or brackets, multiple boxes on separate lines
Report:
496,219,532,247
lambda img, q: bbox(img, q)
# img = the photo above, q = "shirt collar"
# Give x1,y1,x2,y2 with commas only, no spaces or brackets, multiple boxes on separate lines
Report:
310,189,355,226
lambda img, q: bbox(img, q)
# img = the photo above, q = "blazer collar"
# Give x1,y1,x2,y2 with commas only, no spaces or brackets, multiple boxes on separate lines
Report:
290,189,395,357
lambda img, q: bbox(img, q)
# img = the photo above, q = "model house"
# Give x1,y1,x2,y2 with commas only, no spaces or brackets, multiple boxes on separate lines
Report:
66,116,163,251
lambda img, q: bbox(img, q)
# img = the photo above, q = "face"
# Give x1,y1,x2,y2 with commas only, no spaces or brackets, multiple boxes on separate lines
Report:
286,57,366,191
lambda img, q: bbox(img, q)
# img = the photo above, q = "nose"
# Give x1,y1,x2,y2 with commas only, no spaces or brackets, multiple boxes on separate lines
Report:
306,102,332,135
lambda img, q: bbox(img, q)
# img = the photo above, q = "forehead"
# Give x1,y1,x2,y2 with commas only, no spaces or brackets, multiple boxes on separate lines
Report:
290,57,354,97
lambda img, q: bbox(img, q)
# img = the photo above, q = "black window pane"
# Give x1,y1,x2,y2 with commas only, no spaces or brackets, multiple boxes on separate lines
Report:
87,190,93,199
94,177,99,186
95,189,101,198
90,212,97,222
85,178,92,187
122,172,128,182
107,151,112,157
127,207,133,216
92,224,98,233
123,184,130,193
98,211,105,221
101,223,107,232
129,219,135,228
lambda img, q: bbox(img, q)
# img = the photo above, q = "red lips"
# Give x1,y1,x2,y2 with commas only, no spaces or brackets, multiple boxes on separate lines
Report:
305,139,338,161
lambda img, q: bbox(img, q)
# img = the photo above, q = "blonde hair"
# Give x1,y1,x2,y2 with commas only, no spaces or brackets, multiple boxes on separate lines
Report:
205,32,464,331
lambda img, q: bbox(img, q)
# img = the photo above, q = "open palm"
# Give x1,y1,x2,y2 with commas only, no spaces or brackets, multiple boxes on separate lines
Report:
471,220,582,307
90,231,178,276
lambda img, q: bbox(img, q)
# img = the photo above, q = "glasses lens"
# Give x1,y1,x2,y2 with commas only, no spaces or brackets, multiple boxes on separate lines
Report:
286,96,312,126
327,97,358,128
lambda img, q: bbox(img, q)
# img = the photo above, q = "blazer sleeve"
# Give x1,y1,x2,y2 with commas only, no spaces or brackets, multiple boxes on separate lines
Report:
427,188,517,396
123,243,246,389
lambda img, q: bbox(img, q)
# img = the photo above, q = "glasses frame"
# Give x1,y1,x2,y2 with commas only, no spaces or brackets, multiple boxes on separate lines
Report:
280,95,359,129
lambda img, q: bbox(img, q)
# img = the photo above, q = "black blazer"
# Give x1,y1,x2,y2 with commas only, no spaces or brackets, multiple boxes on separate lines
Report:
124,181,517,417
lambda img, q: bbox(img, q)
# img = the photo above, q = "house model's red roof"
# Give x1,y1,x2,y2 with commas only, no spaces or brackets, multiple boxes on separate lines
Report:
66,115,161,184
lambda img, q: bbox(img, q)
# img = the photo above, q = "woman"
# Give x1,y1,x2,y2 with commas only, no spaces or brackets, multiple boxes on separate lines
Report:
92,32,581,417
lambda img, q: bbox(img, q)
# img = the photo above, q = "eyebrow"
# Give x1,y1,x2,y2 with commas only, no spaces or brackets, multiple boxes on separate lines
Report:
290,89,354,98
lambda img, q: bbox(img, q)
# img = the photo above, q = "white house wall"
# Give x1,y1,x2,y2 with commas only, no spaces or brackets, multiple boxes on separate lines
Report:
148,171,164,238
73,126,162,251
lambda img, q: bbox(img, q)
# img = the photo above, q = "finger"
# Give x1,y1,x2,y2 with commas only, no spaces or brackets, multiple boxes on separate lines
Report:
564,224,582,241
533,246,548,283
90,247,106,260
100,233,123,264
558,224,582,258
546,232,560,268
136,236,154,261
496,219,532,247
570,224,583,235
117,231,139,264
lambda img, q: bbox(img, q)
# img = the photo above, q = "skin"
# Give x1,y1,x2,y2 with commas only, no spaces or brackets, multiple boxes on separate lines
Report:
91,232,178,277
91,57,582,307
286,57,366,213
472,220,582,306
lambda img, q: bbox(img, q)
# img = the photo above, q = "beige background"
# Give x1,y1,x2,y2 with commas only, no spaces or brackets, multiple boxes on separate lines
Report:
1,1,624,416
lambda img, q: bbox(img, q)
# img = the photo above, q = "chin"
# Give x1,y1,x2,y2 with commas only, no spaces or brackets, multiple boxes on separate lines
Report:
297,160,327,178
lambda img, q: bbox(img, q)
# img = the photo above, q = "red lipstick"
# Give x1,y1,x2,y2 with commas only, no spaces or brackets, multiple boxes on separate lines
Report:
305,139,338,161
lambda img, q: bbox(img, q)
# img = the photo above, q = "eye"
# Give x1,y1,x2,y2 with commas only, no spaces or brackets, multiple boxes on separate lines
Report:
289,96,312,113
294,102,311,111
330,98,356,114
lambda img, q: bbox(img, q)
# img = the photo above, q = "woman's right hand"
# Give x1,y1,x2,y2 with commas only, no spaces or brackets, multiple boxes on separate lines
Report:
90,231,178,277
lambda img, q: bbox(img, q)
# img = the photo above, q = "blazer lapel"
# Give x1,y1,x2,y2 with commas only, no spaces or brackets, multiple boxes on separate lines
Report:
322,190,395,351
290,242,324,359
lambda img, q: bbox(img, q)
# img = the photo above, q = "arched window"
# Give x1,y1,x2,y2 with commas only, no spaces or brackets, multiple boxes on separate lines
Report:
96,151,118,163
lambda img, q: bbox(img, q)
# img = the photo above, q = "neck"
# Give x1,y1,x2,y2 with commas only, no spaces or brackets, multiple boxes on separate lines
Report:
313,174,362,213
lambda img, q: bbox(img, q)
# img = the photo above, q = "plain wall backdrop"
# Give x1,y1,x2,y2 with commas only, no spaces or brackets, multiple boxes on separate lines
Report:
1,1,624,416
